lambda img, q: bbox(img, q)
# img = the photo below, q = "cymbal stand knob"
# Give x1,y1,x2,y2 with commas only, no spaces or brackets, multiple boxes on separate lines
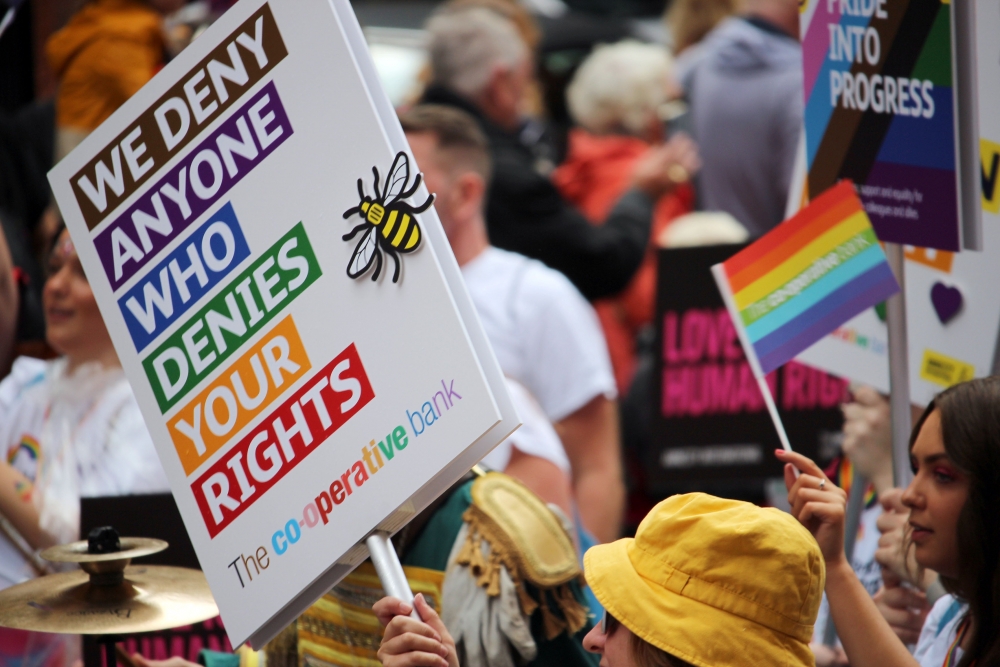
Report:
84,526,128,586
88,526,122,555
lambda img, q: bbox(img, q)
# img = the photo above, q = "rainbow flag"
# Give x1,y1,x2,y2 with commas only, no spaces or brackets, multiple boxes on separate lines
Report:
712,181,899,376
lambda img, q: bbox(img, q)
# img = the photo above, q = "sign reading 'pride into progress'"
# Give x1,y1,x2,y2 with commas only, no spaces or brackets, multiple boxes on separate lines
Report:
49,0,519,648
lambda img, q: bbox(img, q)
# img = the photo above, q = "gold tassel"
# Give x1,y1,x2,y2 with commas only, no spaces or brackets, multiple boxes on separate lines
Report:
474,559,492,589
467,535,488,578
457,506,587,641
484,552,502,597
456,530,477,568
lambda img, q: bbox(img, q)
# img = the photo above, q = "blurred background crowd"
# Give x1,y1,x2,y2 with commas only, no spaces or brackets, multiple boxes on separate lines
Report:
0,0,803,512
0,1,950,666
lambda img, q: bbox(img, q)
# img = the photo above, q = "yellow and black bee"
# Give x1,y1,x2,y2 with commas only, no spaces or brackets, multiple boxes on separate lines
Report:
342,152,434,283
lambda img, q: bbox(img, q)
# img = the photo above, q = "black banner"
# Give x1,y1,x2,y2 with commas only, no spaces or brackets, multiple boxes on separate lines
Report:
645,245,846,495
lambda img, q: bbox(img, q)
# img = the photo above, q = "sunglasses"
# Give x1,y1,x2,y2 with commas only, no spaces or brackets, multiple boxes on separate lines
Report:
600,609,618,635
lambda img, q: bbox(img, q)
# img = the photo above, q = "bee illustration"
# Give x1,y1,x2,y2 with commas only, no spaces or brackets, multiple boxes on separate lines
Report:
342,151,434,283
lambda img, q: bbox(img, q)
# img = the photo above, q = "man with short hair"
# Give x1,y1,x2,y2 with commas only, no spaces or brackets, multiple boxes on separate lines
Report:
421,6,697,301
400,103,624,544
676,0,803,236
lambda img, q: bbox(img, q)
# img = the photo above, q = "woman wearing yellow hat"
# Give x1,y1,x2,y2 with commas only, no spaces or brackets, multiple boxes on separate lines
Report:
374,492,826,667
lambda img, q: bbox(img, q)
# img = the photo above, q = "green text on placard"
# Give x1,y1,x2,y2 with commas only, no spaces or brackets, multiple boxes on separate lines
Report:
144,222,321,412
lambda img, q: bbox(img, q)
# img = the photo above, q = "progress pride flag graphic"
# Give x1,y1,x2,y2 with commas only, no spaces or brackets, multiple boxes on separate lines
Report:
193,344,374,537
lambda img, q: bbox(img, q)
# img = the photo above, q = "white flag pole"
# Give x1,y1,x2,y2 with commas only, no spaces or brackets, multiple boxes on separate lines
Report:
711,265,797,467
756,375,793,453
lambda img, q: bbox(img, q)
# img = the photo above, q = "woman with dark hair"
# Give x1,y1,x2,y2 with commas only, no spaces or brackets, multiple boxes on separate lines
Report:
780,376,1000,667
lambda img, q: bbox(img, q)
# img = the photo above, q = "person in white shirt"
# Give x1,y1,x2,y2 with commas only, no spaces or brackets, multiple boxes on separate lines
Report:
400,103,629,543
780,377,1000,667
0,228,169,587
0,228,169,667
912,594,966,667
480,378,573,518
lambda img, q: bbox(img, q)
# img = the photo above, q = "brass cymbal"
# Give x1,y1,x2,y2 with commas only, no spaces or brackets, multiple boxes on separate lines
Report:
40,538,168,563
0,565,218,635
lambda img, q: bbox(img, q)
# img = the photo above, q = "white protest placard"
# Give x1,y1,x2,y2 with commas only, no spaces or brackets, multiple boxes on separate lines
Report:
795,234,1000,406
797,0,1000,405
48,0,519,648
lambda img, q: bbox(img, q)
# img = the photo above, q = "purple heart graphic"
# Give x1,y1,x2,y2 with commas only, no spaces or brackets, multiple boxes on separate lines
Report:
931,282,963,324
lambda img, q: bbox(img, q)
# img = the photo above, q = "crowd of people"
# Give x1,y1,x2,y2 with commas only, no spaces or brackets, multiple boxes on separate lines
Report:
0,0,996,667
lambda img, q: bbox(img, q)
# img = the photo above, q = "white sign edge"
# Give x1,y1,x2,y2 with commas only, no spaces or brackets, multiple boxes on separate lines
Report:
243,0,521,648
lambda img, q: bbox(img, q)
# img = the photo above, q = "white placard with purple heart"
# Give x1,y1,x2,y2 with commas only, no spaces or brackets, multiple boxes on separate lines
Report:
796,224,1000,406
793,0,1000,405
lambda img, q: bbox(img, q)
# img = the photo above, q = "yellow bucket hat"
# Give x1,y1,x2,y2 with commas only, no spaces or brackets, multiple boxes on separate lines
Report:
584,493,824,667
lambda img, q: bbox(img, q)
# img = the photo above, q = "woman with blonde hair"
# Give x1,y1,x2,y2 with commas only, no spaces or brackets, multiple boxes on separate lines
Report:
554,40,699,392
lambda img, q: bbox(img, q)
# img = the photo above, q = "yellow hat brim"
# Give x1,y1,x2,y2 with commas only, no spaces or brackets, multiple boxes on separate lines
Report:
584,539,816,667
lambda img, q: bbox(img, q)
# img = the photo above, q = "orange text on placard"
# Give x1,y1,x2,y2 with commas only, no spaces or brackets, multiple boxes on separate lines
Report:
169,315,310,475
904,245,953,274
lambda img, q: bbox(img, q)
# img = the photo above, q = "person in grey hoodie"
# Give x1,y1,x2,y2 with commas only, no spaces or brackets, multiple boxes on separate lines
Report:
675,0,802,237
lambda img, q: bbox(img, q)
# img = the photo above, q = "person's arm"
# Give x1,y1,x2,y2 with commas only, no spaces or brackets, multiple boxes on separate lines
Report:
777,450,919,667
773,79,804,218
502,446,573,519
488,177,649,299
554,396,624,543
488,135,699,300
841,386,894,496
0,462,53,550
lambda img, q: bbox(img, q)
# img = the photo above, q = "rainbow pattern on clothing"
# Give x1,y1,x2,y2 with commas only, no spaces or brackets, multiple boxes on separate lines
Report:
8,435,41,499
713,182,899,375
7,433,42,465
8,435,40,467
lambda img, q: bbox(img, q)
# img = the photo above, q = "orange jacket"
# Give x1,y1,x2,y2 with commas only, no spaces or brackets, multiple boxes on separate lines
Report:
47,0,164,132
553,129,694,392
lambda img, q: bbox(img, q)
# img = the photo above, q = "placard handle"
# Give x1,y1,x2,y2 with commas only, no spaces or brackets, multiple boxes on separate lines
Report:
366,532,421,620
884,244,913,487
